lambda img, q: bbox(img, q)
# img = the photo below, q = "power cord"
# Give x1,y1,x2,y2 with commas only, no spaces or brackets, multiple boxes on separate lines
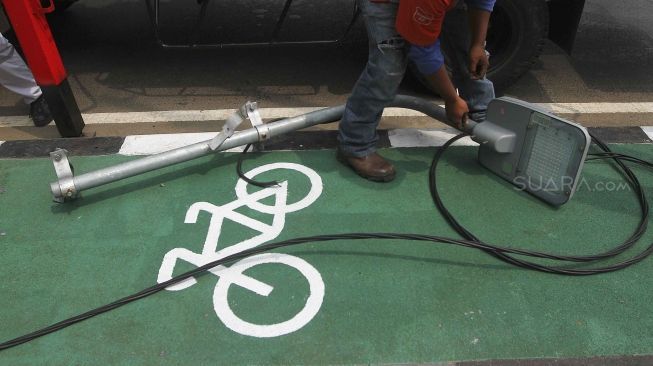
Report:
1,134,652,351
236,144,280,188
429,133,652,274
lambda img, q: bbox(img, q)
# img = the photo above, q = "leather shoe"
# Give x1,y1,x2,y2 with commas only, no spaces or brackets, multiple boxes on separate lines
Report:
336,148,396,182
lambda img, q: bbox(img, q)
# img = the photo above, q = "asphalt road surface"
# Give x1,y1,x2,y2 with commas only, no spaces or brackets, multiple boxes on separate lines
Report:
1,0,652,139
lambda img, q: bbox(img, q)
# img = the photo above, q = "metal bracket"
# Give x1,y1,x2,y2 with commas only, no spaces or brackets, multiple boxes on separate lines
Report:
50,149,77,203
208,104,246,151
245,101,263,128
209,101,270,151
245,102,271,150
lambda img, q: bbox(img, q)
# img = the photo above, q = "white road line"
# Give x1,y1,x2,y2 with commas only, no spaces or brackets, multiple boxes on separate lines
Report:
388,128,477,147
642,126,653,141
535,102,653,114
119,126,652,156
0,116,32,127
119,128,476,155
3,102,653,128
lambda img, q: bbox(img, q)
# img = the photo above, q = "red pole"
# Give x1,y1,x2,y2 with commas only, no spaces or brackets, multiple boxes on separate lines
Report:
2,0,84,137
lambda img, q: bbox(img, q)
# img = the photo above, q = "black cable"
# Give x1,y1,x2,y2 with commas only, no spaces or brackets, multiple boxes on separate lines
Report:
429,133,652,274
1,133,652,351
587,152,653,168
0,232,593,351
236,144,280,188
236,116,288,188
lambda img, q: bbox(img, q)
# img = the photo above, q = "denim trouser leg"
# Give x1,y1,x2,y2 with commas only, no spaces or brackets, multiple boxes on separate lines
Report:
338,0,408,157
440,2,495,122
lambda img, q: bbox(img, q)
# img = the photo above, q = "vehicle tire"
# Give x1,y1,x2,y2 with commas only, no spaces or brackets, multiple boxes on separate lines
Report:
485,0,549,92
408,0,549,94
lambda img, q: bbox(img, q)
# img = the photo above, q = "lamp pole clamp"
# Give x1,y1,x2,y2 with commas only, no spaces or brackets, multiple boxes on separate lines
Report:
208,101,269,151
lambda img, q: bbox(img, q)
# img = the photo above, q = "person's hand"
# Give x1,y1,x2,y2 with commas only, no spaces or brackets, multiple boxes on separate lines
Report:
469,44,489,80
445,96,469,130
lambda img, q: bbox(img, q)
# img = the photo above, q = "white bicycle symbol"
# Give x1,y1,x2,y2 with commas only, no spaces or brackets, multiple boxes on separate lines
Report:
157,163,325,338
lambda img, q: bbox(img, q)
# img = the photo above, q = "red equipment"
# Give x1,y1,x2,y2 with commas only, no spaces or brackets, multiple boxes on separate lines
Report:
2,0,84,137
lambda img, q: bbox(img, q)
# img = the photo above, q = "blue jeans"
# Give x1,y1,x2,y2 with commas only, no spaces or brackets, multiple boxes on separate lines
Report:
338,0,495,157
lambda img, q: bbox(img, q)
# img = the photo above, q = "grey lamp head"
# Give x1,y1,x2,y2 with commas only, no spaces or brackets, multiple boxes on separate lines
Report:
471,97,591,206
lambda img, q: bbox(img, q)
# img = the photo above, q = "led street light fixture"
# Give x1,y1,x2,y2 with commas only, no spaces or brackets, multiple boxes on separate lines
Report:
472,97,591,206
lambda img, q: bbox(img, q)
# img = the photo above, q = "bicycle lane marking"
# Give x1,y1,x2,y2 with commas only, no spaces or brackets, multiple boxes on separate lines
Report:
156,162,325,338
157,185,289,293
214,253,325,338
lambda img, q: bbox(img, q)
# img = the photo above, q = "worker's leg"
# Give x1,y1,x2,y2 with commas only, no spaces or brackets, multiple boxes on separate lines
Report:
440,2,495,122
338,0,408,157
0,32,42,104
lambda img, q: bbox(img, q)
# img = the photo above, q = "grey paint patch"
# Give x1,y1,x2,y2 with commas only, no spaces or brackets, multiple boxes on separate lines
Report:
0,137,124,158
454,355,653,366
588,127,652,144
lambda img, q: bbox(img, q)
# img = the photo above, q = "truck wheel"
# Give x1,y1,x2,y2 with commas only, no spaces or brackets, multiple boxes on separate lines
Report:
408,0,549,94
485,0,549,92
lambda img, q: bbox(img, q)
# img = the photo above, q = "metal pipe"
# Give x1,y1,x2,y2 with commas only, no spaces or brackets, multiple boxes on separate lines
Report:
49,95,467,202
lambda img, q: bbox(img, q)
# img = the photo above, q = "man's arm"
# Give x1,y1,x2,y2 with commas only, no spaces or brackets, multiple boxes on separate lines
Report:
425,66,469,129
465,0,495,79
408,42,469,129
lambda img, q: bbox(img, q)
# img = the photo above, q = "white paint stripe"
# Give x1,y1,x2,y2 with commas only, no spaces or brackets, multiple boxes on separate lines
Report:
0,141,4,148
3,102,653,128
0,108,325,128
84,108,327,124
0,116,31,127
642,126,653,140
119,128,476,156
119,133,245,156
533,102,653,114
115,126,653,156
382,107,434,117
388,128,477,148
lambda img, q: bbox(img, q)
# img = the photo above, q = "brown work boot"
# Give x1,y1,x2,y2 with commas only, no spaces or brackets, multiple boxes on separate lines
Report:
336,148,396,182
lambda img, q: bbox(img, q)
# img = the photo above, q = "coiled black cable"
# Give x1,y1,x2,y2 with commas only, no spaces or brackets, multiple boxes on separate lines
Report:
429,133,652,274
1,134,652,351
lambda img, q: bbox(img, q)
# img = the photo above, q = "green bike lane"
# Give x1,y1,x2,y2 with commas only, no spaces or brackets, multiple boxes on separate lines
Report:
1,146,652,365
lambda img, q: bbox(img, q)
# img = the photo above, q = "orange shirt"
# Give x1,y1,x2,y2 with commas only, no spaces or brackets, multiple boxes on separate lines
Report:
395,0,457,46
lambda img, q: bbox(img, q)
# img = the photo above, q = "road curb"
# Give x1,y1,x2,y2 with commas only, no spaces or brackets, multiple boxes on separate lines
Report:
0,126,651,159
